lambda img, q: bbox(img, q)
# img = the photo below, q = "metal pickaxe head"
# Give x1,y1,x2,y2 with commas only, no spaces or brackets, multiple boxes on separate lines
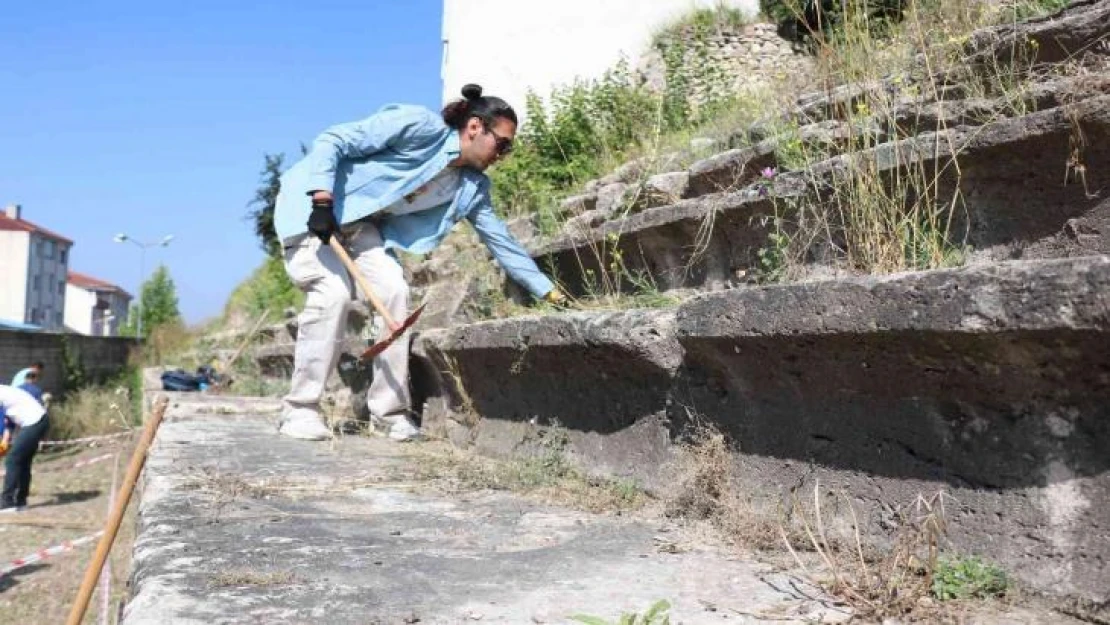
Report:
360,303,426,360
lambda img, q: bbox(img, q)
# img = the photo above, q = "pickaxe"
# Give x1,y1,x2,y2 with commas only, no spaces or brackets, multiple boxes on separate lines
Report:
328,237,425,360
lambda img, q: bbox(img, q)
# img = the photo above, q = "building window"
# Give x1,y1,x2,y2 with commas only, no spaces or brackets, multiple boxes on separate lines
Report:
44,240,55,259
60,248,68,264
30,308,39,323
56,311,64,327
33,275,41,290
58,280,65,295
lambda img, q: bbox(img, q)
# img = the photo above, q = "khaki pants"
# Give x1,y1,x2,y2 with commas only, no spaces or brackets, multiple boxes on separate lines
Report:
281,223,410,424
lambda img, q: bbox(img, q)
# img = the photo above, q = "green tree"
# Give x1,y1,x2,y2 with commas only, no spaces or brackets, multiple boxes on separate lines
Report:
121,265,182,338
225,255,304,319
247,153,285,258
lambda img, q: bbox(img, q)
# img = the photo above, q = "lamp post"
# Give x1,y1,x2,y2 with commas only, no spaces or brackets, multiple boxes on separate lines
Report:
113,233,173,339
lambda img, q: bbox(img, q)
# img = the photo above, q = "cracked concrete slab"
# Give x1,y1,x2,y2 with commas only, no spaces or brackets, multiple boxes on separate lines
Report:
123,394,851,625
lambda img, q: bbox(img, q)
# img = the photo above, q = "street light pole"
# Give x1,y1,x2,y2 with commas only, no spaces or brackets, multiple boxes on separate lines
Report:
113,233,173,339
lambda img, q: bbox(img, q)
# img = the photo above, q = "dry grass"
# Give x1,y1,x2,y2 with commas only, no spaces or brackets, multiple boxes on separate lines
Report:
441,354,479,430
138,322,196,367
406,441,646,514
178,468,391,509
209,569,297,588
48,385,137,441
662,424,790,552
779,483,952,621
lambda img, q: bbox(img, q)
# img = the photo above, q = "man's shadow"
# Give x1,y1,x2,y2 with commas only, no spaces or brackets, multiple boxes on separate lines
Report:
0,563,49,592
32,489,102,509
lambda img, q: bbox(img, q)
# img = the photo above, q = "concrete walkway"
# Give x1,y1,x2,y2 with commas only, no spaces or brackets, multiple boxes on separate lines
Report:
122,393,1077,624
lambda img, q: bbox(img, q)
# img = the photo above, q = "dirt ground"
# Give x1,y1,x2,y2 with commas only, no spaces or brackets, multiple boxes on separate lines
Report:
0,437,139,625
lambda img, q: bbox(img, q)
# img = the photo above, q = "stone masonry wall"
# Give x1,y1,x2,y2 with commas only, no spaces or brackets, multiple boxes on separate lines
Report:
0,329,135,395
640,21,814,101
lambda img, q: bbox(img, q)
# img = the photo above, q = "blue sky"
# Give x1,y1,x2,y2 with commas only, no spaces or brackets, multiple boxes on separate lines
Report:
0,0,443,324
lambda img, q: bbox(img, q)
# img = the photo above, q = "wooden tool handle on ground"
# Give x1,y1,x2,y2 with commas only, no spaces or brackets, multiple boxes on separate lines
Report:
328,237,398,329
65,395,169,625
222,308,270,373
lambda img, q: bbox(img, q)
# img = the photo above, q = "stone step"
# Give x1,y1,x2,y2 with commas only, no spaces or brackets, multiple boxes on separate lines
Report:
535,70,1110,244
529,93,1110,297
543,0,1109,224
787,0,1109,126
548,70,1110,239
962,0,1110,68
414,255,1110,604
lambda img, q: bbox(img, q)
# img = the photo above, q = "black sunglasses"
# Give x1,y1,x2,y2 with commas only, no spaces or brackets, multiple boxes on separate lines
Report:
485,125,514,156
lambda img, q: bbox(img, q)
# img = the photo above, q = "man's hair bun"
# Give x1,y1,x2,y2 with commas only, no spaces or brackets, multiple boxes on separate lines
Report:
461,84,483,100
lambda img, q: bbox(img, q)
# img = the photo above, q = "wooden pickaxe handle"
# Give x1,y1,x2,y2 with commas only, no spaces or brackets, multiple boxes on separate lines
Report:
328,237,399,331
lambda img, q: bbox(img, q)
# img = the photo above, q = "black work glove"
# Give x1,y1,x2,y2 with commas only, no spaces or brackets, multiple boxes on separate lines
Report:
307,196,338,243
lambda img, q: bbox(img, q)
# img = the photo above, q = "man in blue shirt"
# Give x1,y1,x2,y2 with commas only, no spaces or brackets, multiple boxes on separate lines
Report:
274,84,564,442
10,362,43,387
18,370,44,404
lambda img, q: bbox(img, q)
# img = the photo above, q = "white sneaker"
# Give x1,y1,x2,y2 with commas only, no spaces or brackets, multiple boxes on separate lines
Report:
373,415,424,442
279,415,332,441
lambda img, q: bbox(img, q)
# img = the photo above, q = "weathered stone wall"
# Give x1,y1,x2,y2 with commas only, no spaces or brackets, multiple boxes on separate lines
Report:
640,21,814,102
0,329,135,395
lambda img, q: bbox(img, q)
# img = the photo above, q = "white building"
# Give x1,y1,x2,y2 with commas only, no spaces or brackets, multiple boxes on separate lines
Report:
65,271,132,336
441,0,760,118
0,204,73,330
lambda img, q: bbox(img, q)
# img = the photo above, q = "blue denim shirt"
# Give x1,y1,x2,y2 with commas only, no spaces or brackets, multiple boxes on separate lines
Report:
274,104,554,298
10,368,32,387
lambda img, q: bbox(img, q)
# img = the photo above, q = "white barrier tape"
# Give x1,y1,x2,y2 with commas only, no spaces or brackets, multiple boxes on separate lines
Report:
40,430,136,447
38,453,115,474
0,531,104,577
74,453,116,470
1,452,115,479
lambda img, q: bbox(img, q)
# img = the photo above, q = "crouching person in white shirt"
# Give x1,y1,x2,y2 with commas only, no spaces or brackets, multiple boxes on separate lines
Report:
0,384,49,512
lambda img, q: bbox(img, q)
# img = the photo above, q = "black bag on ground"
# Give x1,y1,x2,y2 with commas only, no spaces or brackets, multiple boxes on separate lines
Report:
161,369,203,392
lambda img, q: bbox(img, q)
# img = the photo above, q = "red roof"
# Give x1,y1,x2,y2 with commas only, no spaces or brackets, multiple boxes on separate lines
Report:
68,271,131,299
0,213,74,245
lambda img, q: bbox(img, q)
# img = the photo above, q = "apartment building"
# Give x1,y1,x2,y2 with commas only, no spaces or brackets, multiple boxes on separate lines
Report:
0,204,73,330
65,271,132,336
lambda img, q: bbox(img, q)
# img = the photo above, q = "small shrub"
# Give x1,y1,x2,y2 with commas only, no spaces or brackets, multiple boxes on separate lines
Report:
932,556,1011,601
572,600,672,625
489,62,660,220
60,334,87,393
489,6,745,222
